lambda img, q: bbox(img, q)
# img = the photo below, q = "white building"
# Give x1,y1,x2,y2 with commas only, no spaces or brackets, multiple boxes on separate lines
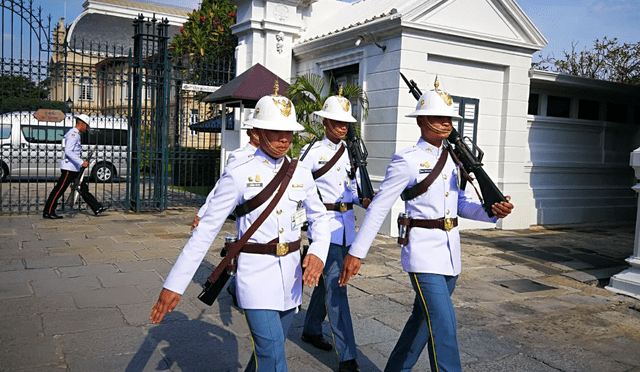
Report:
227,0,639,235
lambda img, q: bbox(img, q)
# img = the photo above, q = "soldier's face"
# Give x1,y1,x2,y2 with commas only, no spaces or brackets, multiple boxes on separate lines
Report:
259,129,293,158
76,120,88,133
417,116,452,145
324,118,349,142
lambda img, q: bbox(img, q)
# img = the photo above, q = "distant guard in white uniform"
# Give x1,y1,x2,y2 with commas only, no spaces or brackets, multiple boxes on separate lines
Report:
339,77,514,372
43,114,108,219
299,93,369,372
150,89,331,372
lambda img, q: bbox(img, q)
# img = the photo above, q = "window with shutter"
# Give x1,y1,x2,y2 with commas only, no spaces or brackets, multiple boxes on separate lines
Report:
452,96,479,154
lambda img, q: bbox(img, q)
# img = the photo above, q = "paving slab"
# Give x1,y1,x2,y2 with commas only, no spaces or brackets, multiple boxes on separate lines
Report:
1,211,639,371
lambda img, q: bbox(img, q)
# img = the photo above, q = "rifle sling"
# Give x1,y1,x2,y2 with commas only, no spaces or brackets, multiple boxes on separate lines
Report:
400,148,448,201
312,144,345,180
234,158,290,217
206,159,298,284
447,145,484,203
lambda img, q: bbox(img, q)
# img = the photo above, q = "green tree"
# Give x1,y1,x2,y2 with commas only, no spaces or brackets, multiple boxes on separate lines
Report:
0,74,65,114
169,0,237,62
286,73,369,157
532,37,640,85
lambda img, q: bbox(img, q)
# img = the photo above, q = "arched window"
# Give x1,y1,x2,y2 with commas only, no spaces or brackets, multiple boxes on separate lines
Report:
79,77,94,101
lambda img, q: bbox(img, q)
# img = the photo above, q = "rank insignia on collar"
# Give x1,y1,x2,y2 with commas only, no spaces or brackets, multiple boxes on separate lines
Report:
420,162,431,168
320,156,327,161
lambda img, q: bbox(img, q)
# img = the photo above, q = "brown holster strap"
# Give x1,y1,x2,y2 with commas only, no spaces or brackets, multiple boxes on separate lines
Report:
234,158,291,218
410,217,458,231
324,202,354,212
240,238,301,256
312,144,346,180
401,148,449,201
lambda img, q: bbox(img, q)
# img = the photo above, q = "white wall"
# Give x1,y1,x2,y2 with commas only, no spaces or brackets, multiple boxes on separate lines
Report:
527,71,640,225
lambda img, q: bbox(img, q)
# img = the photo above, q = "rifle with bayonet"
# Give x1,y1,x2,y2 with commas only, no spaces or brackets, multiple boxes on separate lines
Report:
400,72,507,218
67,150,95,209
345,123,375,202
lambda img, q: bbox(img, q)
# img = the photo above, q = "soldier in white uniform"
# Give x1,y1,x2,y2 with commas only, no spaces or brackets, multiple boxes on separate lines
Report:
298,94,367,372
43,114,108,219
339,77,514,372
150,91,331,372
191,123,259,231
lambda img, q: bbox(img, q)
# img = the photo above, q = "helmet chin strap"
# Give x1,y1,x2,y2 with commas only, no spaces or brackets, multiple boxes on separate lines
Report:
259,130,288,158
426,118,452,136
328,123,346,140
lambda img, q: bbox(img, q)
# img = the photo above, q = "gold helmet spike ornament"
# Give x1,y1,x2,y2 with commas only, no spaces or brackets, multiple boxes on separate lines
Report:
338,85,343,97
434,75,453,106
272,79,280,96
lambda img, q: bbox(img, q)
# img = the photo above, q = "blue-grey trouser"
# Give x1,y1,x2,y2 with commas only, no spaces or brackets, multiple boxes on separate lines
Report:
244,307,296,372
303,242,358,362
385,273,460,372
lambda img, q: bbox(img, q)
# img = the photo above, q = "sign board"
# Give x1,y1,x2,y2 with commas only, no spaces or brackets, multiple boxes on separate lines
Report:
181,83,219,93
33,109,66,123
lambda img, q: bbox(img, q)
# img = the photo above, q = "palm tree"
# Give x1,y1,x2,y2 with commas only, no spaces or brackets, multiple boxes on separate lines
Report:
286,73,369,157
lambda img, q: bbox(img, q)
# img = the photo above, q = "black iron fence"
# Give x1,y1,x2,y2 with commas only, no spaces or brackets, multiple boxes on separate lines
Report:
0,1,234,214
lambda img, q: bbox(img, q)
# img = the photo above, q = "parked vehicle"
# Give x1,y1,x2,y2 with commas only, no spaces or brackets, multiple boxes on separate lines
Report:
0,111,129,182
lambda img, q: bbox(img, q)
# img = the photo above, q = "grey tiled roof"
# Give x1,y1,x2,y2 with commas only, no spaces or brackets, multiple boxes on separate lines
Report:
68,13,181,54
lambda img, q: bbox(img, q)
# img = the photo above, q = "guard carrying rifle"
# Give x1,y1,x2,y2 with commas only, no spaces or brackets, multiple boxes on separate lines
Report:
150,86,332,372
339,76,514,372
43,114,108,219
298,90,371,372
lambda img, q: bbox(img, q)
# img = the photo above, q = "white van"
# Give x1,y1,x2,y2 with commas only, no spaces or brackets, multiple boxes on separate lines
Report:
0,111,129,182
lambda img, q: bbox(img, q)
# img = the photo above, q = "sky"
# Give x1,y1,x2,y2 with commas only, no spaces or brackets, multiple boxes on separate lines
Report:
17,0,640,62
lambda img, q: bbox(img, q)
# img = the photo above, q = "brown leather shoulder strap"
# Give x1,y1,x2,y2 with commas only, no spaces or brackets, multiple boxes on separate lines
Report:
234,158,290,217
401,148,448,201
207,159,298,284
312,144,346,180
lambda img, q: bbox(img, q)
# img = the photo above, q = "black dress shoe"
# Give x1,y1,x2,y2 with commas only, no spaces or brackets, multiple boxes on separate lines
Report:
43,213,63,219
301,332,333,351
338,359,360,372
94,206,109,216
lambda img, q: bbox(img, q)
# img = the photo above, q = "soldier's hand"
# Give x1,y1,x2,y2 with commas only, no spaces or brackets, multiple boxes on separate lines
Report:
302,254,324,288
191,216,200,231
362,198,372,209
150,288,181,324
82,161,89,167
339,254,361,287
492,195,514,219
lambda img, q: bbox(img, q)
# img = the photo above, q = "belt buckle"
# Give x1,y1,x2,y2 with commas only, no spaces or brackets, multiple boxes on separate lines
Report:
339,202,347,213
444,218,454,232
276,242,289,256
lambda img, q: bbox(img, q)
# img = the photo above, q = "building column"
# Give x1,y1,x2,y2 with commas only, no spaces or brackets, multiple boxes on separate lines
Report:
606,147,640,300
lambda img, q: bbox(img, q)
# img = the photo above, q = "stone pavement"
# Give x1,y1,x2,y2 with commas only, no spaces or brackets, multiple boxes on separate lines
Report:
1,208,640,372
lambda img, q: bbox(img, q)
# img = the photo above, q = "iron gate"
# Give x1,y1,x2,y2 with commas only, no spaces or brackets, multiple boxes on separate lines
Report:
0,1,234,215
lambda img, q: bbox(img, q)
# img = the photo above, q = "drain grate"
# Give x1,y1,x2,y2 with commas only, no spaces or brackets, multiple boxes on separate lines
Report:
491,279,556,293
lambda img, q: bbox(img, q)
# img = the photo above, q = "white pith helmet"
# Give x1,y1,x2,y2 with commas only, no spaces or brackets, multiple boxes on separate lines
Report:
313,91,356,123
243,81,304,131
73,114,91,127
406,76,462,119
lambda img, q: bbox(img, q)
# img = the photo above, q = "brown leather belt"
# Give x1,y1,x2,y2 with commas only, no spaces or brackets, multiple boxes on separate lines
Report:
410,217,458,232
324,202,353,213
241,238,301,256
